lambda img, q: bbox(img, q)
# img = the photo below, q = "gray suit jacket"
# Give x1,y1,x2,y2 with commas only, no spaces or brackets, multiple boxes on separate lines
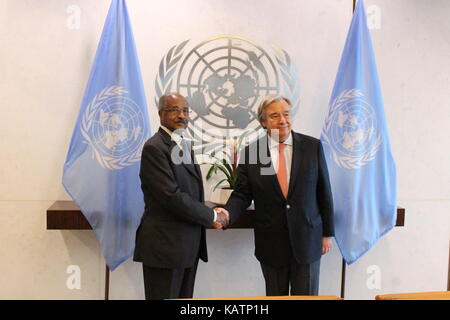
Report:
133,128,214,268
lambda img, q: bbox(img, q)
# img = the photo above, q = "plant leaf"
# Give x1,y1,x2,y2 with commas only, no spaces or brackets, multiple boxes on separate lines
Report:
213,179,229,191
206,164,216,180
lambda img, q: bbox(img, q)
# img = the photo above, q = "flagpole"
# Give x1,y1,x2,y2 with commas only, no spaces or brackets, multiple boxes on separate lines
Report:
447,241,449,291
105,265,110,300
340,0,356,299
340,259,346,298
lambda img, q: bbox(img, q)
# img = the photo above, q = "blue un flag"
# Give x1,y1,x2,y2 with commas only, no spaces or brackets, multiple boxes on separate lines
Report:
320,0,397,264
62,0,151,270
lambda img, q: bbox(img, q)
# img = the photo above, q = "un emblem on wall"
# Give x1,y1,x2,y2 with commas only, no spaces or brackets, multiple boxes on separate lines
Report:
155,35,300,149
321,89,382,169
81,86,147,170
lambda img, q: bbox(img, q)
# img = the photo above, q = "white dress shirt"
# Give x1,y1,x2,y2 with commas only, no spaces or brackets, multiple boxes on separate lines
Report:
160,125,185,149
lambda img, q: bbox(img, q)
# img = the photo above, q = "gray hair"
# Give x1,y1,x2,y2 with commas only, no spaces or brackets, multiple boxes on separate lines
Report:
257,94,292,123
157,93,188,111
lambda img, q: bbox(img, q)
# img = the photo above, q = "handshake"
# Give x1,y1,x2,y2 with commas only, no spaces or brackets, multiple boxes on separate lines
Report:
212,207,230,229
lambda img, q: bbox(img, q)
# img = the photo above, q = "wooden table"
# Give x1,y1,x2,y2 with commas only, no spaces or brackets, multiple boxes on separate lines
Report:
176,295,342,300
46,200,405,300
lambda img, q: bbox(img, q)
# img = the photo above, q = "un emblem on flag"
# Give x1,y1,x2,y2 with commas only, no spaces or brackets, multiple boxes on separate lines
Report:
80,86,146,170
322,89,382,169
155,35,300,150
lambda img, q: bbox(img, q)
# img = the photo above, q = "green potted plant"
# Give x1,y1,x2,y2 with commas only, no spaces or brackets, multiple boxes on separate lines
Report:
205,131,249,204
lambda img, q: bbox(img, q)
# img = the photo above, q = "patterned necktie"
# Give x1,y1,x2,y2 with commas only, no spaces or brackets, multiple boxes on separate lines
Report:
277,144,288,199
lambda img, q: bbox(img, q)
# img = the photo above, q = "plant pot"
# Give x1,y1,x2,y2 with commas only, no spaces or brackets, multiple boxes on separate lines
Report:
209,188,234,205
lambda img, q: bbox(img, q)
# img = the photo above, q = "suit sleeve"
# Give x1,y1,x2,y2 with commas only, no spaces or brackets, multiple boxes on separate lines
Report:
140,142,214,228
317,141,335,237
224,149,253,225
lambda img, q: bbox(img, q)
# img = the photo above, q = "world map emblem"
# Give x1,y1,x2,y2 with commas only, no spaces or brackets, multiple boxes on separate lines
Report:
81,86,147,170
321,89,382,169
155,35,300,149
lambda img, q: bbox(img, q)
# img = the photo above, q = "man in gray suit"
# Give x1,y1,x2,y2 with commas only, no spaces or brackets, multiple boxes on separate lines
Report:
224,94,334,296
133,93,228,300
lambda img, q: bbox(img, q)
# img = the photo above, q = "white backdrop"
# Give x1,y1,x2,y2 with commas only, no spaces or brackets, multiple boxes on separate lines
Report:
0,0,449,299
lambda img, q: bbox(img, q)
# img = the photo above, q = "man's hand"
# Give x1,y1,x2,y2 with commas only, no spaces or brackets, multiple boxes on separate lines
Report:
322,237,333,254
213,207,229,229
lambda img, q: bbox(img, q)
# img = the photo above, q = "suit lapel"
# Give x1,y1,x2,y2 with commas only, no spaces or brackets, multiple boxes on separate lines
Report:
259,134,285,200
288,132,303,198
158,128,200,181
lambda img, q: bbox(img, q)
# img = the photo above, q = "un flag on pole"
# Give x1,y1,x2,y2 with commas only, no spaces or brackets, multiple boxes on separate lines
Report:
62,0,151,270
320,0,397,264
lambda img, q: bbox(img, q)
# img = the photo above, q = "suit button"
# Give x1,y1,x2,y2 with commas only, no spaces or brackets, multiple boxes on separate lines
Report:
286,204,291,209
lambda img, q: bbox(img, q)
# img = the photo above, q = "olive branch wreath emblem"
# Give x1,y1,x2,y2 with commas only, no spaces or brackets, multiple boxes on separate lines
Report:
80,85,143,170
321,89,382,169
272,44,301,113
154,40,190,108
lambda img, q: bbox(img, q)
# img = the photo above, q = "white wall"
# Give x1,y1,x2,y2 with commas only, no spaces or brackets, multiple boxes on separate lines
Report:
0,0,448,300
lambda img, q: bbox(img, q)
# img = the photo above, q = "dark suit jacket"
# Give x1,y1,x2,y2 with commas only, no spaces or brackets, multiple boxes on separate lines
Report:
133,128,214,268
225,131,334,267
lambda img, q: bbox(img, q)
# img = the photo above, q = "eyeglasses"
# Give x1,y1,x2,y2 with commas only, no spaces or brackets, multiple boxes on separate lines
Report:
268,111,291,121
163,107,192,115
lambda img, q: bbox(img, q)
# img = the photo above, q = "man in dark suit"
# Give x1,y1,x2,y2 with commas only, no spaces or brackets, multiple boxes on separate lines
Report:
133,93,229,300
224,94,334,296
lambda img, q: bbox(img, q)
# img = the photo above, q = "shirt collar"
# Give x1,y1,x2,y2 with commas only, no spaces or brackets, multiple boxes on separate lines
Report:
160,125,172,137
268,131,293,149
160,125,184,145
